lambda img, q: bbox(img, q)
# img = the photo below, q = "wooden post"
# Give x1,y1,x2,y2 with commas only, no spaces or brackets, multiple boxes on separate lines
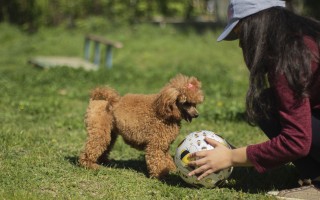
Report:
94,41,101,66
84,34,123,69
105,45,113,68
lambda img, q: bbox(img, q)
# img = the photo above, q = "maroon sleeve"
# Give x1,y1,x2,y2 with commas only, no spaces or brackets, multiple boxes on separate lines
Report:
246,37,318,173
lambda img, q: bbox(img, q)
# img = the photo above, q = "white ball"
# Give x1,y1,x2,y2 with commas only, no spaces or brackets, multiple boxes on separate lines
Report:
174,130,233,188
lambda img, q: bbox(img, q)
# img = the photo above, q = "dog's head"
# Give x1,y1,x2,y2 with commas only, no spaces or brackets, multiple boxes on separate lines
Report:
154,74,204,122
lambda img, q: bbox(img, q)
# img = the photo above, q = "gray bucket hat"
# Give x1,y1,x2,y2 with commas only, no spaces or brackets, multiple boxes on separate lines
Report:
217,0,286,42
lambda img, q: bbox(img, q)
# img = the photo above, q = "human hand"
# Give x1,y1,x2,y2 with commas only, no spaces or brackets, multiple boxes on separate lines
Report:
187,137,233,180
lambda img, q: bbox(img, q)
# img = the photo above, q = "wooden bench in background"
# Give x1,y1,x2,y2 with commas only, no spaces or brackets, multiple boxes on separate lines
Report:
29,34,123,71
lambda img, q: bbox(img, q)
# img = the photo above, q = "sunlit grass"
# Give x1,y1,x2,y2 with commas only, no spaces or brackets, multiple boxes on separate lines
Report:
0,22,298,199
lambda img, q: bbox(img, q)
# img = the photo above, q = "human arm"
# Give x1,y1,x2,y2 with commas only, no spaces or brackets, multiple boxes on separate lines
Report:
246,78,312,172
246,36,319,172
188,137,252,180
188,91,311,179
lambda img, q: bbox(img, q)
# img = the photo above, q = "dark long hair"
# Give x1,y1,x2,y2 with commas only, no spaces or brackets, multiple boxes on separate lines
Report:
239,7,320,125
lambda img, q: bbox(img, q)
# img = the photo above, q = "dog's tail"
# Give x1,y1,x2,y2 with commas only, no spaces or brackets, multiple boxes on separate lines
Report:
90,87,120,110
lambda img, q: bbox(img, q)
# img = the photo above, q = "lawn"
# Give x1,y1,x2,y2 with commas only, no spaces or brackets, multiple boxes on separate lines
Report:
0,22,299,199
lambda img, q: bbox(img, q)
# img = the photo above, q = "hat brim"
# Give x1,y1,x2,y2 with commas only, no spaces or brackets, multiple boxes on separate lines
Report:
217,20,240,42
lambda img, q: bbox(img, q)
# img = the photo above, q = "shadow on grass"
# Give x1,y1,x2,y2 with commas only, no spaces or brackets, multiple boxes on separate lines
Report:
66,156,149,176
66,156,194,187
98,159,198,188
102,159,149,177
66,156,145,171
156,163,301,193
66,156,79,166
66,156,300,193
225,164,300,194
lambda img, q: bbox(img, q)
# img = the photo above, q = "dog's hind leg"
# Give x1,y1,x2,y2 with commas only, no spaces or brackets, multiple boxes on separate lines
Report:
97,131,118,164
79,100,114,169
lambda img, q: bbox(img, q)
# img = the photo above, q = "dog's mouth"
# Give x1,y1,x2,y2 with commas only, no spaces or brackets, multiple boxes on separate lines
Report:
184,114,193,122
178,102,199,122
182,110,198,123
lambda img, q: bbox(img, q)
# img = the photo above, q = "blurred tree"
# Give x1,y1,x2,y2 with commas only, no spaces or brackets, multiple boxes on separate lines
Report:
157,0,169,16
0,0,40,31
146,0,155,20
1,0,320,30
184,0,193,20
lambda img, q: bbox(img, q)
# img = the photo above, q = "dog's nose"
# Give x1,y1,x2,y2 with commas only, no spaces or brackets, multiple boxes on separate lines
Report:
194,113,199,118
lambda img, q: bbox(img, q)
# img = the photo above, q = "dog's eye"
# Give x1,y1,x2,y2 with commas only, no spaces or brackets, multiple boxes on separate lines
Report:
183,102,195,108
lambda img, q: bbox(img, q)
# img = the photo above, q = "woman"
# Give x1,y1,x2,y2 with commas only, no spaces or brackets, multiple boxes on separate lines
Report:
188,0,320,198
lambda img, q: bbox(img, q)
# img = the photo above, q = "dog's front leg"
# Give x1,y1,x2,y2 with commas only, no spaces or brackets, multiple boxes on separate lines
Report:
165,152,176,172
145,144,173,179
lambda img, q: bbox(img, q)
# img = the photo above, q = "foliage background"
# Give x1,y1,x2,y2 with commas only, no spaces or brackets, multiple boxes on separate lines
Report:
1,0,317,199
1,0,320,32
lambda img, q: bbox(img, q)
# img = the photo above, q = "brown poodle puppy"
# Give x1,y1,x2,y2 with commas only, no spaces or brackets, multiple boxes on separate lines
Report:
79,74,204,179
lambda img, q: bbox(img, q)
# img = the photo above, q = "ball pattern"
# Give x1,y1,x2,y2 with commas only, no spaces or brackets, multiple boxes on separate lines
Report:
174,130,233,188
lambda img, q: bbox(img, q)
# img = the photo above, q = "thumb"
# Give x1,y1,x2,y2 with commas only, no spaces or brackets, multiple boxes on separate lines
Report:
204,137,222,147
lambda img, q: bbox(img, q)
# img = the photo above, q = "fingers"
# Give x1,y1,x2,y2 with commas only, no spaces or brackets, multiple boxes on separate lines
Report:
197,169,214,180
188,165,215,180
188,157,207,167
188,139,220,159
188,164,208,177
186,138,224,180
188,150,207,159
188,156,217,180
204,137,221,147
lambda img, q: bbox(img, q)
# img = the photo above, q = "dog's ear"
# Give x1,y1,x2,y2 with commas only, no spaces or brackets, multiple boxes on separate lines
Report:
154,87,181,120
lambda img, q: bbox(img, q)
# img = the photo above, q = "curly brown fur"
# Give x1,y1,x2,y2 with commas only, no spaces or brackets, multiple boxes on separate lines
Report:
79,74,204,179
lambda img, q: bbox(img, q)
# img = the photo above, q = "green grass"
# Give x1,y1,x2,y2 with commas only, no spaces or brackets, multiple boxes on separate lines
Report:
0,22,299,199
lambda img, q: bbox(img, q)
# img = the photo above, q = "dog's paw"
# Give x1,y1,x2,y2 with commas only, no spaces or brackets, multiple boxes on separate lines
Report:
166,158,177,171
88,163,100,170
149,168,171,180
168,161,177,171
79,160,101,170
